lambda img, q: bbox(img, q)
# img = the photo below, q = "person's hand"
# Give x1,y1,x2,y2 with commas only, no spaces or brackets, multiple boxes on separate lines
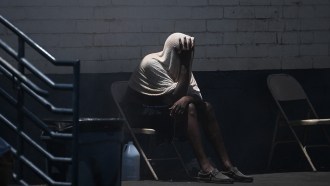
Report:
174,37,194,67
169,96,191,117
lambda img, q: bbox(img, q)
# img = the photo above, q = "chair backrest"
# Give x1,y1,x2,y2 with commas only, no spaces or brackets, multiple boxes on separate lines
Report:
267,74,318,121
111,81,129,118
111,81,128,105
267,74,307,101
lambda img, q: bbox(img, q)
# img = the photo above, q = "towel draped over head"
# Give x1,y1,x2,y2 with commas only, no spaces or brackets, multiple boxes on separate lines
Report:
128,32,202,99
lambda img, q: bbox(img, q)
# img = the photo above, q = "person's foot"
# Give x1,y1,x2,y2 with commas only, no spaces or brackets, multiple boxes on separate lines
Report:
197,168,234,184
222,167,253,182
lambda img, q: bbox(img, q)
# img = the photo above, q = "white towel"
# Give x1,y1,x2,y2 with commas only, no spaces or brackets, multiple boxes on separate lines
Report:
129,33,202,98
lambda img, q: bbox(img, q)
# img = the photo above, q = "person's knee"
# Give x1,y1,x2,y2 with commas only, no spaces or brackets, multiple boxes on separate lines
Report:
204,102,214,113
187,103,198,117
203,102,217,123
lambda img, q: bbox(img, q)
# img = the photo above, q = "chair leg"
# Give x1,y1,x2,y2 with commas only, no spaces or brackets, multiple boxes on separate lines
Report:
321,126,330,145
289,126,317,171
267,115,280,171
125,122,159,180
171,141,191,179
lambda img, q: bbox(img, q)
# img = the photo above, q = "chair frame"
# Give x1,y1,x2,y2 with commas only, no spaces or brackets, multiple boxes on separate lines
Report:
111,81,190,180
267,74,330,171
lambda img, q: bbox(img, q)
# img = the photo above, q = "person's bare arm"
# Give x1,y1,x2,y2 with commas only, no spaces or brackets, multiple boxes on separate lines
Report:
169,37,198,116
171,37,194,101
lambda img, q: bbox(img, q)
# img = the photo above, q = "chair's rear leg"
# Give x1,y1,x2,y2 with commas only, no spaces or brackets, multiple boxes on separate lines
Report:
289,126,317,171
321,126,330,145
267,114,280,171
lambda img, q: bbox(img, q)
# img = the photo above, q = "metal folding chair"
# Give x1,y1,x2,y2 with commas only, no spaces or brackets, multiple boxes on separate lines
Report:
111,81,190,180
267,74,330,171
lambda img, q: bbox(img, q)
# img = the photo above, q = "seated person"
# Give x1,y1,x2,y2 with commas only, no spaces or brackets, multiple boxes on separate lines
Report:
124,32,253,183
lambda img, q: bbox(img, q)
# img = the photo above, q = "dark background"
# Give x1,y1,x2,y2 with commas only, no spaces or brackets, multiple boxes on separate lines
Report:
1,69,330,181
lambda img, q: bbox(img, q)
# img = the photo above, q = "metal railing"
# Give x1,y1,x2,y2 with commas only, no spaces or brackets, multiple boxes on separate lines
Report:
0,15,80,185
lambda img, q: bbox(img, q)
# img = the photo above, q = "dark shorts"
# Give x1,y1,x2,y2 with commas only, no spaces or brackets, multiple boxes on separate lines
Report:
122,87,177,141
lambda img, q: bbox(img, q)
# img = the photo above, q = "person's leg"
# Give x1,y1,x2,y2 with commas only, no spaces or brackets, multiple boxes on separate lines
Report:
199,102,254,182
185,103,234,183
185,103,215,172
199,102,233,170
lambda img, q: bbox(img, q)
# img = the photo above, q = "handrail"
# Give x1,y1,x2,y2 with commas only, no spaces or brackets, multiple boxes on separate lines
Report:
0,57,48,96
11,148,71,186
0,15,80,185
22,83,73,114
0,15,75,66
0,38,74,90
0,57,73,114
0,114,71,162
0,82,73,139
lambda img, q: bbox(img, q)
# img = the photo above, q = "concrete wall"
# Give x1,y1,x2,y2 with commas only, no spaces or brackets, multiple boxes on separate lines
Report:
1,1,330,178
0,0,330,73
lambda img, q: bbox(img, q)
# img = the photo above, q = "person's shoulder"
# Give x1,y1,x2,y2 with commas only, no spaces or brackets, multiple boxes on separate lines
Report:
141,53,161,68
142,52,159,62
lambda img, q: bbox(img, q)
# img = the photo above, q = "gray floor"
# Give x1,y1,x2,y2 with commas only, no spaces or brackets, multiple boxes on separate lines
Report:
122,172,330,186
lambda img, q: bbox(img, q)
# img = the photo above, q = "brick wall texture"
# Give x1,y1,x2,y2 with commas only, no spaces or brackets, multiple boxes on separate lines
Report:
0,0,330,73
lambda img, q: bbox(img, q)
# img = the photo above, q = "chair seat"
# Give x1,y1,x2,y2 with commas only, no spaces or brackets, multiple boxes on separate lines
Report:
132,128,156,135
289,118,330,126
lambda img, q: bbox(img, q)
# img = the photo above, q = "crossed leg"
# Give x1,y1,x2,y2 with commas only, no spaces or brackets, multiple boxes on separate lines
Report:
183,101,253,183
185,101,233,172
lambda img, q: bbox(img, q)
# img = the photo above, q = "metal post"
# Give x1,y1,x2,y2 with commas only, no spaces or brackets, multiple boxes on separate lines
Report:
16,36,25,181
71,61,80,186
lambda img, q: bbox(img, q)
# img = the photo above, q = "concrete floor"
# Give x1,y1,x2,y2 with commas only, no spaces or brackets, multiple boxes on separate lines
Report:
122,172,330,186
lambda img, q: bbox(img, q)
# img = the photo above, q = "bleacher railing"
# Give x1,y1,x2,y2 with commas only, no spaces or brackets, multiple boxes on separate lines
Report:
0,15,80,186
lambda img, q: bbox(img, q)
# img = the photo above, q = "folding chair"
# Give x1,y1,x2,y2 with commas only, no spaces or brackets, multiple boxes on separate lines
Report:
111,81,190,180
267,74,330,171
